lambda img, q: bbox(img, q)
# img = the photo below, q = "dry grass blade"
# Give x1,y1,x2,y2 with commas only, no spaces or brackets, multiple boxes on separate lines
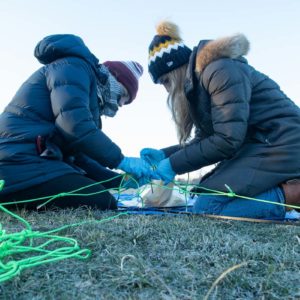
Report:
120,254,137,271
204,262,248,300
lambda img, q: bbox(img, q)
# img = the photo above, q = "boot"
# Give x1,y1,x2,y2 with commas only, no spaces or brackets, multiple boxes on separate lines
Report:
281,179,300,211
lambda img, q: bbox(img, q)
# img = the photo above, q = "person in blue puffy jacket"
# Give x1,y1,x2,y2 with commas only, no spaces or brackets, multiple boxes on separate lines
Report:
0,34,154,210
141,21,300,219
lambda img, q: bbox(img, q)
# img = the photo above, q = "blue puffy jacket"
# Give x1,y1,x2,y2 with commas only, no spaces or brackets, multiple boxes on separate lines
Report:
0,34,124,195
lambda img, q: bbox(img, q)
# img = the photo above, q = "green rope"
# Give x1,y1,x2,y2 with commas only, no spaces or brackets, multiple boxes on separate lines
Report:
0,172,154,284
0,202,128,283
0,175,299,284
0,177,132,283
179,182,300,211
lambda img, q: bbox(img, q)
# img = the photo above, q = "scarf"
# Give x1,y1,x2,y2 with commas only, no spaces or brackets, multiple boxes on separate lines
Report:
96,64,123,117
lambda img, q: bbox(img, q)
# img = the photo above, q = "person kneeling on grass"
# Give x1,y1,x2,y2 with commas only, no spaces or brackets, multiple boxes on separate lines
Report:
140,21,300,219
0,34,154,210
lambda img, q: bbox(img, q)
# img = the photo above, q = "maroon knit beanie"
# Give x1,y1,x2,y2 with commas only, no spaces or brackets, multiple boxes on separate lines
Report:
103,61,143,104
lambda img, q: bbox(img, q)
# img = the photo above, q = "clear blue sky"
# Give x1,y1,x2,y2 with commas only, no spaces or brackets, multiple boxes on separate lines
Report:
0,0,299,159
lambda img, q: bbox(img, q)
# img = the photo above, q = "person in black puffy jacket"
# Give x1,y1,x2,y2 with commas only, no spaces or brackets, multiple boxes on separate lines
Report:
141,21,300,219
0,34,155,210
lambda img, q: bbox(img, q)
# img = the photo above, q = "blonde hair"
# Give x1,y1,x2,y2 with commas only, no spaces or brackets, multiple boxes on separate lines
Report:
162,64,193,144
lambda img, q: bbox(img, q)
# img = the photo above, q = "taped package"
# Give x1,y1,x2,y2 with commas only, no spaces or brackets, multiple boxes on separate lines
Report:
140,180,186,207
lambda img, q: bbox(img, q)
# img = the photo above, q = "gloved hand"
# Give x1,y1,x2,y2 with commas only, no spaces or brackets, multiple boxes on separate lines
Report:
140,148,165,168
155,158,176,184
117,157,158,179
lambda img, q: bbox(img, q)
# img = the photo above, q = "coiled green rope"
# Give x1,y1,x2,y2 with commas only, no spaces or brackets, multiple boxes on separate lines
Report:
0,177,131,283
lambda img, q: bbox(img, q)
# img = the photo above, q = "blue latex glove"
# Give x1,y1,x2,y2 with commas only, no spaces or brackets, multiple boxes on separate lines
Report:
117,157,158,179
140,148,165,168
155,158,176,184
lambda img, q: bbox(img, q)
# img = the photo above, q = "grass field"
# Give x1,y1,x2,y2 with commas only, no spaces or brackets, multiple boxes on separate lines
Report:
0,207,300,300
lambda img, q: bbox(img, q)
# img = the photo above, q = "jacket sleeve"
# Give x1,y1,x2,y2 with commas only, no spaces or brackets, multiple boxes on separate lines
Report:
169,59,252,174
161,144,182,157
161,128,202,157
74,153,122,188
46,59,123,169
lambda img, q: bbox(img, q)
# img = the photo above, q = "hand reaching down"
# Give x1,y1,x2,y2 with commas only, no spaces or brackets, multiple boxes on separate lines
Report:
155,158,176,184
117,156,159,179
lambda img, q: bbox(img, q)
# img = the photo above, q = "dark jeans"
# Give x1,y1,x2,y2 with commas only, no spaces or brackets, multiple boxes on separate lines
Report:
0,174,118,210
193,186,286,219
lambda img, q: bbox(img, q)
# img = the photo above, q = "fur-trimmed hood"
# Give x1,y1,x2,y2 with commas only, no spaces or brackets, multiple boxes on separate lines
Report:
195,34,250,72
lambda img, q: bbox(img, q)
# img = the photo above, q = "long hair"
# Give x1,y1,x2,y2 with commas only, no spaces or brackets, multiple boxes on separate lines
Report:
163,64,193,144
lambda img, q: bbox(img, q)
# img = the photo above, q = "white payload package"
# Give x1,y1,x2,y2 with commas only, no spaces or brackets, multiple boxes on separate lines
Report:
140,180,187,207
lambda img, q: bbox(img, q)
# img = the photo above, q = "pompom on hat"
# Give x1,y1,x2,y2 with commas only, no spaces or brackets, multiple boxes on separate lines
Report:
148,21,192,83
103,61,143,104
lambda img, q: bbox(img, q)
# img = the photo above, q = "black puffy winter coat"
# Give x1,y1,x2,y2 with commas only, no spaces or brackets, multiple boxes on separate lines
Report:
0,34,123,195
165,34,300,197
